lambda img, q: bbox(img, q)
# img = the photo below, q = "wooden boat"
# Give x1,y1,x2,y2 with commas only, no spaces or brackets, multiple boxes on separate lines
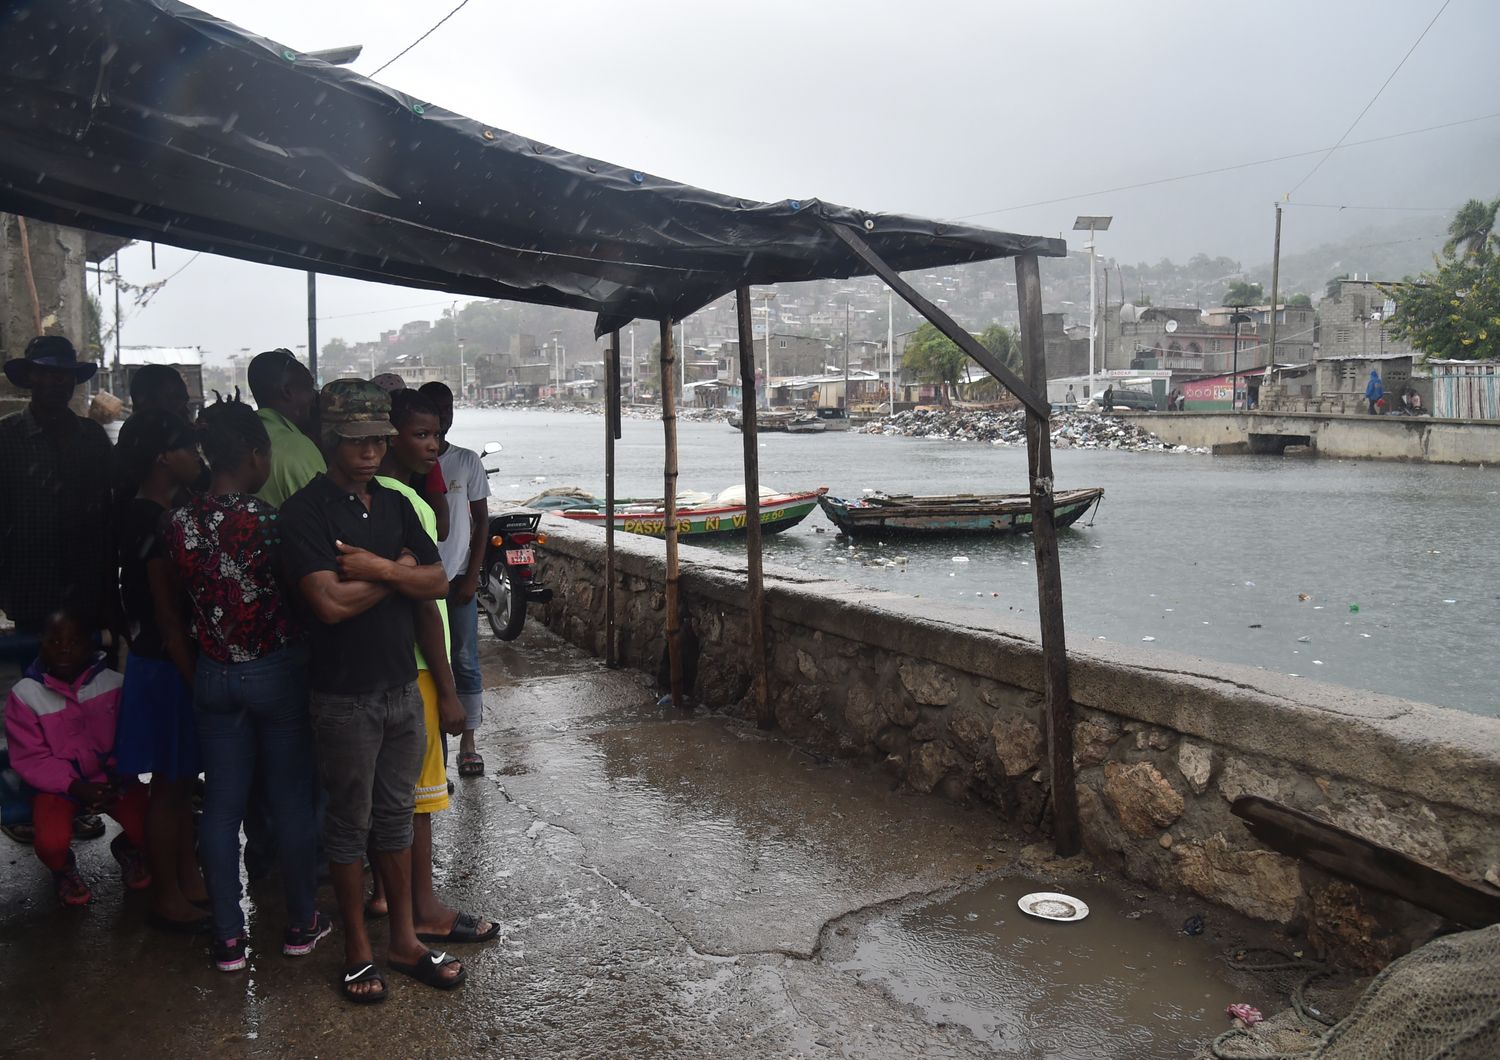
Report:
817,488,1104,537
728,410,826,433
526,486,827,540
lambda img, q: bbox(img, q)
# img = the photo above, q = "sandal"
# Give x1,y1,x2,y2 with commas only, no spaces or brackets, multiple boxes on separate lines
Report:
389,948,466,990
54,861,92,906
417,911,500,945
340,962,388,1005
1,821,35,845
457,752,485,777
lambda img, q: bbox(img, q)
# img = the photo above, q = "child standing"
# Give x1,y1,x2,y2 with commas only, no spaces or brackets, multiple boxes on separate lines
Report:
4,610,149,905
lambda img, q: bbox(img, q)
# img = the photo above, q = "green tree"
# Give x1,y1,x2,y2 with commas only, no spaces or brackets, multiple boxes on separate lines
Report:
1286,293,1312,308
1222,281,1263,307
1325,273,1350,301
1442,197,1499,262
1382,257,1500,361
84,292,105,361
902,323,966,404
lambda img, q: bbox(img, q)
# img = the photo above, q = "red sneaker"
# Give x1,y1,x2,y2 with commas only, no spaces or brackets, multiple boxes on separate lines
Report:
53,863,92,906
110,834,151,891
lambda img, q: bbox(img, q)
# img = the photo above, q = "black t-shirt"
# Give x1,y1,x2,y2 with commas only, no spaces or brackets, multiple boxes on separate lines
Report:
117,496,168,659
278,474,440,695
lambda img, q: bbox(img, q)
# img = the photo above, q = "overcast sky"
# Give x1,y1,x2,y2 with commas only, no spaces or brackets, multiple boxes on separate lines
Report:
111,0,1500,359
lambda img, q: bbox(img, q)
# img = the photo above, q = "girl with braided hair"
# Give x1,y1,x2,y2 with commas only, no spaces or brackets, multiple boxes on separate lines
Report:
156,394,328,972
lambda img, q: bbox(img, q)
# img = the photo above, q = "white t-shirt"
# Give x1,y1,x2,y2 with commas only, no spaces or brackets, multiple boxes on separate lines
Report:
436,445,491,580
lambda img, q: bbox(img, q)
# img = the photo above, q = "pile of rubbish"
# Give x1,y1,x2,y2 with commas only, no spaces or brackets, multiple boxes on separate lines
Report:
859,408,1205,453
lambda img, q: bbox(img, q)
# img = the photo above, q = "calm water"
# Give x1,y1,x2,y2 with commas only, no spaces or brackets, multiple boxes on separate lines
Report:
450,408,1500,717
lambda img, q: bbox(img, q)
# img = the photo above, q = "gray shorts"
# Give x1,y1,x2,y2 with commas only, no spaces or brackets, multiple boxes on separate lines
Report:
309,681,423,864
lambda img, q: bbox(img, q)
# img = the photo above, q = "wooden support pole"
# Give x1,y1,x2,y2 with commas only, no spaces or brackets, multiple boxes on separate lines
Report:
821,222,1049,419
15,216,44,336
604,329,620,668
735,286,772,728
1016,252,1080,856
660,319,686,707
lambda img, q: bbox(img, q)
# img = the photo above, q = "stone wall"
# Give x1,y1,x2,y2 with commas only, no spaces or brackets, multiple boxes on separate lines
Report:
531,518,1500,971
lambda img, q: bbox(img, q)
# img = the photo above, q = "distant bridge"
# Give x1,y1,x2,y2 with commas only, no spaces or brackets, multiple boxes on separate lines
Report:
1124,410,1500,466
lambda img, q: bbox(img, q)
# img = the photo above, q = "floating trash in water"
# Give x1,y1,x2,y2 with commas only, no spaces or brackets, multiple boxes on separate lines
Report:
1018,892,1089,922
1313,660,1324,665
1360,633,1372,638
1349,603,1360,613
1298,592,1311,602
952,555,970,563
1248,623,1263,629
1141,636,1156,642
1297,635,1311,643
1443,598,1457,604
1244,581,1256,587
1182,914,1205,936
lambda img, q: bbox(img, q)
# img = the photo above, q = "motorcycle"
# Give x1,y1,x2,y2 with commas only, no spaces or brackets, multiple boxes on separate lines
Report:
476,441,553,640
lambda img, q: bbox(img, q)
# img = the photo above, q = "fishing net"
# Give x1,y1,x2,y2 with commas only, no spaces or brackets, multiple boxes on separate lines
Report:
1208,926,1500,1059
1311,924,1500,1059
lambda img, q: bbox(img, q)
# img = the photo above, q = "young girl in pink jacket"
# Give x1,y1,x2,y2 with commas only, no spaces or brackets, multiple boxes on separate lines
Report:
4,610,150,905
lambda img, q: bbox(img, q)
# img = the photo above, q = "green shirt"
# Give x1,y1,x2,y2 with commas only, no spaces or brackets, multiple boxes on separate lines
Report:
375,475,450,669
256,407,326,509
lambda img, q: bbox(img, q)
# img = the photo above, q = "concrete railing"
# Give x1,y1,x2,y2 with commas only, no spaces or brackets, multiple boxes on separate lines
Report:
1127,410,1500,465
532,517,1500,970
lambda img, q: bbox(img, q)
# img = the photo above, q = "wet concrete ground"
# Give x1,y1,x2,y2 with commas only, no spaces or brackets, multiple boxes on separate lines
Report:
0,626,1292,1058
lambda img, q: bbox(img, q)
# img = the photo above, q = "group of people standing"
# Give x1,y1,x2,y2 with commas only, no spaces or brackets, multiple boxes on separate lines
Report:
0,335,496,1004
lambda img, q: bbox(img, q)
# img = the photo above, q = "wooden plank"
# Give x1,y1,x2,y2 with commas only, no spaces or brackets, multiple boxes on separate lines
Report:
604,329,619,668
1232,796,1500,928
736,285,773,728
821,222,1049,420
660,320,685,707
1017,252,1080,857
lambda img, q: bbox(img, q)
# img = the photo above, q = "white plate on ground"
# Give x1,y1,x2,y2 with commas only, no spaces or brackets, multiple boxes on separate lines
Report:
1017,892,1090,922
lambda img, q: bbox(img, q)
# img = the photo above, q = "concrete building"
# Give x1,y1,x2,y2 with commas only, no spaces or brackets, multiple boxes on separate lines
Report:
1316,279,1415,361
1,217,128,416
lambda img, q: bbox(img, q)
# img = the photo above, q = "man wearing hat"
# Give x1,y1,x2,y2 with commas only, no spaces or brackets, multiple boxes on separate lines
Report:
0,336,117,637
278,379,464,1002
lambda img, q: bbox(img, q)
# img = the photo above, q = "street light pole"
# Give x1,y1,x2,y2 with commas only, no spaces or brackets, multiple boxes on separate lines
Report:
885,285,895,414
1229,312,1250,410
1073,215,1112,404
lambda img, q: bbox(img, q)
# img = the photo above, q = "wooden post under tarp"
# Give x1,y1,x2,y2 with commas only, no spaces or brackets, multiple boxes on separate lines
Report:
604,329,621,667
819,220,1078,856
659,319,686,706
735,285,772,728
1015,252,1080,856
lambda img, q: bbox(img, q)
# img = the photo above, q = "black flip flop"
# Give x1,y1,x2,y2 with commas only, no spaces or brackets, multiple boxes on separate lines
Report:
389,949,466,990
417,911,500,945
341,962,388,1005
457,752,485,777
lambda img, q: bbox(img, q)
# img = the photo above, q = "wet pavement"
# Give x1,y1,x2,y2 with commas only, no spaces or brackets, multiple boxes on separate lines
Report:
0,626,1289,1058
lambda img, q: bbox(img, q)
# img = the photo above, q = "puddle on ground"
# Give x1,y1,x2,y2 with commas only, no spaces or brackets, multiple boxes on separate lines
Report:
834,875,1269,1058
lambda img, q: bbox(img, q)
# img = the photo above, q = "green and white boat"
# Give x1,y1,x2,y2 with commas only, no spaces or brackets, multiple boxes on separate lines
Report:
525,485,827,540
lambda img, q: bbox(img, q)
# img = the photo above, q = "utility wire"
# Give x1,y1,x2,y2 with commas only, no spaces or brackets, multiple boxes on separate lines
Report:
1286,0,1453,197
370,0,474,78
947,110,1498,222
1281,203,1451,213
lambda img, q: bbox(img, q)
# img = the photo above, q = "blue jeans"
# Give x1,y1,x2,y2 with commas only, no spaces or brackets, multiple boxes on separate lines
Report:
194,645,318,940
448,584,483,731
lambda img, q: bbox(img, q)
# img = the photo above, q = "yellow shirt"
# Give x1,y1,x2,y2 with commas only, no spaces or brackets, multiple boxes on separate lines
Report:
374,475,450,669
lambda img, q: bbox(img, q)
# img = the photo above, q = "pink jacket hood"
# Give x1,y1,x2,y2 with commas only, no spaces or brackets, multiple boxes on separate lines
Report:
3,656,124,796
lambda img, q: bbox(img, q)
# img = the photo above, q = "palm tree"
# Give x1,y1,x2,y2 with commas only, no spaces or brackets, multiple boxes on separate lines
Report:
1443,198,1499,261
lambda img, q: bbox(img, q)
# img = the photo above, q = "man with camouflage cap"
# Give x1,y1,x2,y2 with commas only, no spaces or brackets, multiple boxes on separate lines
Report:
278,379,465,1002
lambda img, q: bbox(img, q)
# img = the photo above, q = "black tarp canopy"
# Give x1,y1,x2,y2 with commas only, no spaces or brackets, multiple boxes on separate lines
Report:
0,0,1064,334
